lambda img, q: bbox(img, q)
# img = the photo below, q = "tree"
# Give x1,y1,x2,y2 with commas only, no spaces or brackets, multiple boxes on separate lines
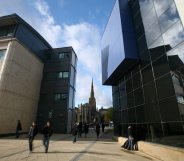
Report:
105,107,113,122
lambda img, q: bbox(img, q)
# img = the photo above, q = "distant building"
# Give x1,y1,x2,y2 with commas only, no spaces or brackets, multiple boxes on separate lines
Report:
75,80,98,123
0,14,77,135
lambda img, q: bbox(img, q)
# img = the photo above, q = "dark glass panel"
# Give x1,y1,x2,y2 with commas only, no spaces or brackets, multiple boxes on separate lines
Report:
162,122,184,140
127,92,134,108
136,105,145,123
145,102,161,122
147,123,163,141
134,87,144,106
159,96,181,122
126,79,133,93
133,10,142,28
158,2,179,33
122,110,128,123
120,95,127,110
143,81,157,103
148,36,166,61
141,65,153,84
133,72,141,89
163,21,184,48
156,74,175,99
152,55,170,78
154,0,174,17
140,49,150,68
137,35,148,53
119,81,126,96
167,42,184,71
128,108,136,123
135,22,144,39
132,65,140,75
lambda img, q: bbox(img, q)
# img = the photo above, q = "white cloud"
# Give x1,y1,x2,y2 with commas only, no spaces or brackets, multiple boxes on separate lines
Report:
0,0,112,108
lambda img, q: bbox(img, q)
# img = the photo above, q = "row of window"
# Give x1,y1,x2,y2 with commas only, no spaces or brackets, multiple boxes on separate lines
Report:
45,52,69,60
57,71,69,79
54,93,68,101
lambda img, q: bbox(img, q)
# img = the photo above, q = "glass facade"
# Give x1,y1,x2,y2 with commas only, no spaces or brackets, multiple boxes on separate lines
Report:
102,0,184,147
0,49,6,60
101,0,138,85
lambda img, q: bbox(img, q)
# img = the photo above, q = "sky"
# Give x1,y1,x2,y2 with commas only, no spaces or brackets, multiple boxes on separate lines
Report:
0,0,116,108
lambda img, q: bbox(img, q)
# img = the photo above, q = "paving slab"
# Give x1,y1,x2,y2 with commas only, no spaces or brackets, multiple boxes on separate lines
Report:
0,130,161,161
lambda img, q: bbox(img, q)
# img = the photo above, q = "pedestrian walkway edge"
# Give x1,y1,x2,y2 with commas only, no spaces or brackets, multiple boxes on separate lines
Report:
116,137,184,161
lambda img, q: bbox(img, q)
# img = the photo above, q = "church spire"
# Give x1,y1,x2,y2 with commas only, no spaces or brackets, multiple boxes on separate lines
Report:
90,79,95,99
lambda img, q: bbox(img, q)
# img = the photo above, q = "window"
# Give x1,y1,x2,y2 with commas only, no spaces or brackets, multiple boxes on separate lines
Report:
63,72,69,78
0,25,15,37
59,53,65,59
54,93,68,101
0,49,6,60
57,71,69,79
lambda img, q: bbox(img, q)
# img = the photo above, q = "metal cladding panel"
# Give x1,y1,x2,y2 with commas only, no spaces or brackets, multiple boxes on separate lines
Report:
101,0,138,85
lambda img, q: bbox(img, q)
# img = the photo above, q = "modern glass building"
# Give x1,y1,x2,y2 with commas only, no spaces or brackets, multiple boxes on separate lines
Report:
101,0,184,147
0,14,77,135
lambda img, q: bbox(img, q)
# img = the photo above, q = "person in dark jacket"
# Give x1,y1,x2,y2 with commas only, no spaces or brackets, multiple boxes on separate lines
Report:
42,121,53,153
77,122,82,138
16,120,22,138
72,122,78,143
127,126,134,150
95,123,100,138
28,121,38,152
84,123,89,138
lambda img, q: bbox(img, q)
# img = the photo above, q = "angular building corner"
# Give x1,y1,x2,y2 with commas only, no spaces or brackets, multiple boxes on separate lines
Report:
101,0,184,147
0,14,77,135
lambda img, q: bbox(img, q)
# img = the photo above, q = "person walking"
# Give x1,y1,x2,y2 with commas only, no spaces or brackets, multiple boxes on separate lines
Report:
72,122,78,143
42,121,53,153
28,121,38,152
15,120,22,138
127,125,134,150
77,122,82,138
84,123,89,138
95,123,100,138
102,122,105,133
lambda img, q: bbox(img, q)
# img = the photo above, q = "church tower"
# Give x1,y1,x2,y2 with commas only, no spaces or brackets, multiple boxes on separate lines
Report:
88,79,96,122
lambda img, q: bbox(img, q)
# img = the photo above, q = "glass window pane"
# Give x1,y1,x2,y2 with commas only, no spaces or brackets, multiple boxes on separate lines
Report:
154,0,174,17
152,55,170,78
127,92,134,108
61,94,68,100
59,53,65,59
143,81,157,103
139,0,154,17
167,42,184,70
63,72,69,78
156,73,175,99
142,6,157,30
148,36,166,61
126,79,133,93
159,96,180,121
145,103,161,122
128,108,136,123
141,65,154,84
136,105,145,123
55,94,61,101
0,49,6,60
57,72,63,78
133,72,141,89
159,2,179,33
145,21,161,46
134,87,144,106
162,21,184,48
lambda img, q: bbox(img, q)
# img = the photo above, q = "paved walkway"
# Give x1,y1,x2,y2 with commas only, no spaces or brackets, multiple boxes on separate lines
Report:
0,129,161,161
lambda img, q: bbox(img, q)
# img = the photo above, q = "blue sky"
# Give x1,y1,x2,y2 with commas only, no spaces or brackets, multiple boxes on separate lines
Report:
0,0,116,108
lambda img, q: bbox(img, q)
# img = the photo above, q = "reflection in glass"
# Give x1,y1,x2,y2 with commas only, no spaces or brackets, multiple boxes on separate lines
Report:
159,2,179,33
145,21,161,46
162,21,184,48
139,0,154,17
154,0,173,17
0,49,6,60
